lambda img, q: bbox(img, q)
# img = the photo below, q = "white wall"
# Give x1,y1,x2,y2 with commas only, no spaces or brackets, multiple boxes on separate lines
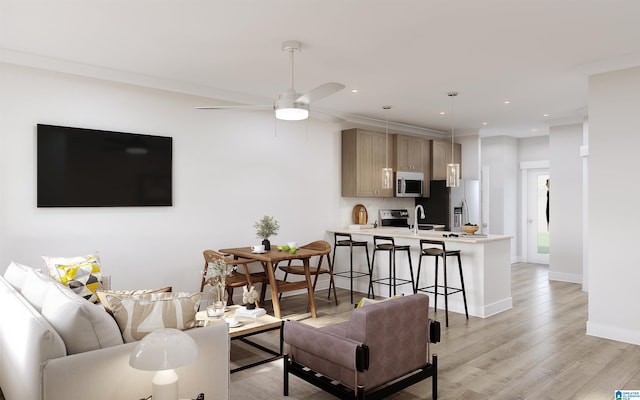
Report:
0,63,343,292
548,123,583,283
481,136,518,258
517,135,549,162
587,66,640,345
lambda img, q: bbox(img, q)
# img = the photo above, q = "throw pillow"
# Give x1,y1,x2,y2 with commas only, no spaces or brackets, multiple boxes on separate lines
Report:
356,295,400,308
42,253,103,303
96,287,172,314
41,282,124,354
103,292,201,343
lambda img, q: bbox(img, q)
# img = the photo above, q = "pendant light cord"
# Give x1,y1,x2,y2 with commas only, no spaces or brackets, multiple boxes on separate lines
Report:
448,92,458,163
383,105,391,167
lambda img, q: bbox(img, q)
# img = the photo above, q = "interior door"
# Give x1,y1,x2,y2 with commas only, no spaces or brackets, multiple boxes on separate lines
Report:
526,168,550,264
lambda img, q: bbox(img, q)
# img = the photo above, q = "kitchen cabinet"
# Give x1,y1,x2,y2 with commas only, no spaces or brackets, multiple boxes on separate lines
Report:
421,139,432,197
431,140,461,180
393,134,432,197
393,134,423,171
342,128,393,197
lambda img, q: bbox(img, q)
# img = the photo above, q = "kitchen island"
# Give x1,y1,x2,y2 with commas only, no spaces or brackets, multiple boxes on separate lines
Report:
328,227,513,318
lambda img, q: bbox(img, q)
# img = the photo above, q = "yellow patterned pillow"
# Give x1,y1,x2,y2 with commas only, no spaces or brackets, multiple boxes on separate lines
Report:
50,256,103,303
103,292,201,343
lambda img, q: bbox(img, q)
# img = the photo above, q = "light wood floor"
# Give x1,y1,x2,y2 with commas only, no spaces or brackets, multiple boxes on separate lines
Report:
230,263,640,400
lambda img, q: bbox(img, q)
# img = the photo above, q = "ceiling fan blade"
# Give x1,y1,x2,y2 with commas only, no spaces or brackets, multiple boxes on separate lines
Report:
196,105,271,110
296,82,345,104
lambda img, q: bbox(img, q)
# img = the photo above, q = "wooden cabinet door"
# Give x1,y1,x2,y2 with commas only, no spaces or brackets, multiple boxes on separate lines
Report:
432,140,461,180
394,134,423,171
342,129,393,197
422,139,432,197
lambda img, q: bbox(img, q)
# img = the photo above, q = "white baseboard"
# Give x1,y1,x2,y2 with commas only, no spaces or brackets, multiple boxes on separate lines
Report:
484,297,513,318
586,320,640,346
548,271,582,283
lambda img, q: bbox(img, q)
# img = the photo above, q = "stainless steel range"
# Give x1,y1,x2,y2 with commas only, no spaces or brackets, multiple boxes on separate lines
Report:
379,209,410,227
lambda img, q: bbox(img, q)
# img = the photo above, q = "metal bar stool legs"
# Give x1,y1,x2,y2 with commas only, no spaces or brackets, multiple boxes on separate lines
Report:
416,239,469,327
332,233,374,304
371,236,415,297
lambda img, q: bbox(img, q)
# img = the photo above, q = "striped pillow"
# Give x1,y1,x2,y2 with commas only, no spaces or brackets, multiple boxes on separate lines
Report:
104,292,201,343
96,287,172,313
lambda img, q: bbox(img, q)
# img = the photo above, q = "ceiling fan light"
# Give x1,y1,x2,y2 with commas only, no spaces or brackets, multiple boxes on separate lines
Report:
275,97,309,120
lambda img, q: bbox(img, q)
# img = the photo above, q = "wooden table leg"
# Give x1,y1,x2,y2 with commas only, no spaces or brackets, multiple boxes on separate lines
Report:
265,260,281,319
303,258,317,318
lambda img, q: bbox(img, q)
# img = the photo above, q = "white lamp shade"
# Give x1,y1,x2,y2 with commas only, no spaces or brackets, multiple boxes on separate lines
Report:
129,328,199,371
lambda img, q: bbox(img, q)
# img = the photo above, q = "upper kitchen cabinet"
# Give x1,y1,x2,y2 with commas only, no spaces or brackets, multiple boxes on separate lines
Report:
342,128,394,198
421,139,432,197
393,134,423,172
431,140,461,180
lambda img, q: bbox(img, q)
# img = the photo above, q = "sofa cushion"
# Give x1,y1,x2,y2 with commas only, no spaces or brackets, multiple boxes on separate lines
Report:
41,282,124,354
103,292,201,343
21,268,59,312
96,287,172,314
43,253,103,303
3,261,38,291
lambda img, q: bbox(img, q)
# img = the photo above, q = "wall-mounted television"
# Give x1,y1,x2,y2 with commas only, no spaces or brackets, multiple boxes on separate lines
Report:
37,124,173,207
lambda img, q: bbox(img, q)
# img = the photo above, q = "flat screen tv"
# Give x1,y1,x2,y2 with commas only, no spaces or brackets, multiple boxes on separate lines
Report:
37,124,173,207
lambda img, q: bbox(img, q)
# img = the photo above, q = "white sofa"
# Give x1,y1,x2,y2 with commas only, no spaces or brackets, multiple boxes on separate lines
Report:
0,262,229,400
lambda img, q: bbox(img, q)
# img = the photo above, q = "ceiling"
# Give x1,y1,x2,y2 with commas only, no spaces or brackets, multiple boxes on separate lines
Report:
2,0,640,138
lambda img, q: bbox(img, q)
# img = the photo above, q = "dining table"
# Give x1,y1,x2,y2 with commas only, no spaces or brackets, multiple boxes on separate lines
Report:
218,246,322,319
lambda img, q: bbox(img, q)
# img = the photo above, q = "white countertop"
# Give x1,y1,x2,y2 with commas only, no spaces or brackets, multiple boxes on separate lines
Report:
330,226,511,243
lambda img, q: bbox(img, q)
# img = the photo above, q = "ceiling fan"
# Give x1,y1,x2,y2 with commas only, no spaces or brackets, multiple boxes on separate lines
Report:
197,40,345,121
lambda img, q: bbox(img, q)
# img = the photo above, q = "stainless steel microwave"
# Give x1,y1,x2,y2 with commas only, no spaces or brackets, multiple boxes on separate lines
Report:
395,171,424,197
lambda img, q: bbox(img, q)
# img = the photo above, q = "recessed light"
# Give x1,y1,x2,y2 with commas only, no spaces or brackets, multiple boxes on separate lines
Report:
439,111,446,115
504,100,511,104
351,89,359,93
482,122,488,126
543,113,549,117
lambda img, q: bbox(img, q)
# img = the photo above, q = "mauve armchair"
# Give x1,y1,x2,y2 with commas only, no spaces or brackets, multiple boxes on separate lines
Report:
283,294,440,400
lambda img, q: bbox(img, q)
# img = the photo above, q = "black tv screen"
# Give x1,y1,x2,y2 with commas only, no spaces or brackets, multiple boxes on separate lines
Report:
37,124,172,207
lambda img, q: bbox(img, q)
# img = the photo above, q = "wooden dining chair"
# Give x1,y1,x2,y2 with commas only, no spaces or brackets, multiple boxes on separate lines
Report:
201,250,267,306
277,240,338,306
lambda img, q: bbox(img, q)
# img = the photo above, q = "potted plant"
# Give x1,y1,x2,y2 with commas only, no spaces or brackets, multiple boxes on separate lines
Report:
254,215,279,250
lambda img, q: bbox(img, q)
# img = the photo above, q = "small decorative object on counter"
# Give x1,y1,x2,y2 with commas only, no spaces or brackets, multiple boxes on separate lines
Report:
254,215,280,250
462,223,479,235
242,285,259,310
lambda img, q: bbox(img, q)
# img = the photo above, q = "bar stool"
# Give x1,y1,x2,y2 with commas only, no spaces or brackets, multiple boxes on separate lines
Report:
371,236,415,297
332,233,374,304
415,239,469,327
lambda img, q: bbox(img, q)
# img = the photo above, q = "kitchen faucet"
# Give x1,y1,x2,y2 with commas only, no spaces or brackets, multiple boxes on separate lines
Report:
413,205,426,234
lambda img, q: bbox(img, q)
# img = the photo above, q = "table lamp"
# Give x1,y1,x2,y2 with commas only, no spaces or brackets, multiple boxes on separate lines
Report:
129,328,199,400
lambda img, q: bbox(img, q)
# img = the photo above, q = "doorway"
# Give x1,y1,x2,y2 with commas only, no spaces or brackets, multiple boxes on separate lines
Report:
525,168,550,264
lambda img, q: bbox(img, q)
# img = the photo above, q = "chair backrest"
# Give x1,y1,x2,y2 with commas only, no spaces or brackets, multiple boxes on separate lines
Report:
347,294,430,389
292,240,331,269
420,239,447,252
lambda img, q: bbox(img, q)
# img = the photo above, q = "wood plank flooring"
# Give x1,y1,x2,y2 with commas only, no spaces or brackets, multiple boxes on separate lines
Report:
230,263,640,400
3,263,637,400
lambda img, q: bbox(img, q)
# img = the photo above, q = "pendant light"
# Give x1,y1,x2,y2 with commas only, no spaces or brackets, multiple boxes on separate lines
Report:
381,105,393,190
446,92,460,187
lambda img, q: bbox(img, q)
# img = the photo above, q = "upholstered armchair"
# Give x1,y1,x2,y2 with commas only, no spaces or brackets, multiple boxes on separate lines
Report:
283,294,440,400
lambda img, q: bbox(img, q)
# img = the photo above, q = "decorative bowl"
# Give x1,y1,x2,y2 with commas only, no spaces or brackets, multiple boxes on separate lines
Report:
461,225,479,235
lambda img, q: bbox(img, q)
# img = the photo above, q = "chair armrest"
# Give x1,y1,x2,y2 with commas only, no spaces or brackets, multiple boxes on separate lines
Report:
284,320,367,371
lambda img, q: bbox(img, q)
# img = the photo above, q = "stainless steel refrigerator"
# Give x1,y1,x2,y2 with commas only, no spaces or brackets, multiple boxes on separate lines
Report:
415,179,481,232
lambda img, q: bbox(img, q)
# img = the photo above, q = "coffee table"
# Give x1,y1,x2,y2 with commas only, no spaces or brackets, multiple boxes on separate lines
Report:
196,306,283,373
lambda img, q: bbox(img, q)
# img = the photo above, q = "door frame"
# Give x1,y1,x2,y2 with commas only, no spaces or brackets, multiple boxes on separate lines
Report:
520,160,550,263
